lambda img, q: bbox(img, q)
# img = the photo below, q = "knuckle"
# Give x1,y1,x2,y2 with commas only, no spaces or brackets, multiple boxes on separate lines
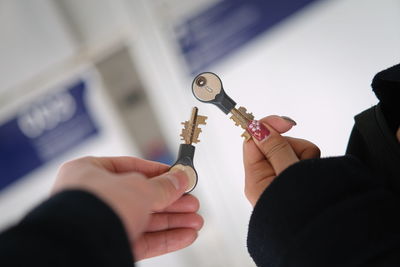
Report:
264,137,290,160
59,156,93,170
312,145,321,158
58,160,78,174
302,142,321,159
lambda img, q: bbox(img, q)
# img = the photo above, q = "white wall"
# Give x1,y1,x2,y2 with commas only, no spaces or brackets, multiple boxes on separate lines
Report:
0,1,75,97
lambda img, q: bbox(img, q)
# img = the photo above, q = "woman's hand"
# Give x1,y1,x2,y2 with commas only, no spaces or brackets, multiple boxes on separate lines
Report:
53,156,203,261
243,116,320,206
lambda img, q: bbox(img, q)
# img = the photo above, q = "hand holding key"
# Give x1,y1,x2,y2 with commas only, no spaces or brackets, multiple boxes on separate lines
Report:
53,156,203,261
243,117,320,206
192,72,320,206
192,72,268,141
170,107,207,193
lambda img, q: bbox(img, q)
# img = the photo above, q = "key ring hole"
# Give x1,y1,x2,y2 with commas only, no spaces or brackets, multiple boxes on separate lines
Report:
196,76,207,87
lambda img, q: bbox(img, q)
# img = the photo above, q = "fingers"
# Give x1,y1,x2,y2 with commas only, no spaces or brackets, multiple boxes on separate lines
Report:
149,170,190,211
286,137,321,159
163,194,200,213
259,115,296,133
90,156,170,176
243,133,266,165
250,121,299,175
243,115,296,167
243,138,275,206
243,115,298,205
134,229,198,261
146,213,204,232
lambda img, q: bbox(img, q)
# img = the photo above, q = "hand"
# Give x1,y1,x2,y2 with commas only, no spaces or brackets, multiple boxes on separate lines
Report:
53,156,203,261
243,116,320,206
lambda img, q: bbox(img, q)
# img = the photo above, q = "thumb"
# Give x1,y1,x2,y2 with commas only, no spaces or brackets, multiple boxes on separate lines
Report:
148,170,190,211
248,120,299,175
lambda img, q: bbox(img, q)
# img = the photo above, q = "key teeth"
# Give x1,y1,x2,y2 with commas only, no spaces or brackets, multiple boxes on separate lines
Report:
180,136,187,143
237,106,255,121
230,115,241,126
196,115,208,125
191,128,202,144
179,109,207,145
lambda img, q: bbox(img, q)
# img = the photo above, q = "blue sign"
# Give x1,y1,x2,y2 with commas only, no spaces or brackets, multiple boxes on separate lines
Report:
175,0,319,74
0,80,99,191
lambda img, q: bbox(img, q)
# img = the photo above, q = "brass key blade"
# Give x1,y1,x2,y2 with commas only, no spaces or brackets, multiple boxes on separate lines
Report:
195,115,207,125
180,107,207,144
192,128,203,144
180,121,191,143
230,106,254,129
230,106,255,141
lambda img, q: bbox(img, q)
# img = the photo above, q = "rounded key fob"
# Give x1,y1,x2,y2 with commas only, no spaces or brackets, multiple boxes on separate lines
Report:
192,72,236,114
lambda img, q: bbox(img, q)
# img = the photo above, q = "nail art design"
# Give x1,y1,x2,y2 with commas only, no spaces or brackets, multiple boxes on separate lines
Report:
247,120,270,141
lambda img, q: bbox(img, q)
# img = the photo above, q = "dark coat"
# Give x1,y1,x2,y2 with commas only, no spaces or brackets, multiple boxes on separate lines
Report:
248,64,400,266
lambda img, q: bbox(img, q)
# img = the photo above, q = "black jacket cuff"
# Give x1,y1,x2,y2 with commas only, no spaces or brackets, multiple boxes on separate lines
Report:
0,190,134,266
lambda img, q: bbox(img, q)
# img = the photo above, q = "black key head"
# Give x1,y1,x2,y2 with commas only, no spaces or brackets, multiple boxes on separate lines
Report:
192,72,236,114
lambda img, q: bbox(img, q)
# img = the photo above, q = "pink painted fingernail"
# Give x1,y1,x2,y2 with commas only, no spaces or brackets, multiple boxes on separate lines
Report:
247,120,270,141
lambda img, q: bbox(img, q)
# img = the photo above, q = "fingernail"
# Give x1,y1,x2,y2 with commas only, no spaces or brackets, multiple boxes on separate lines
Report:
247,120,270,141
169,166,196,192
280,116,297,126
166,175,181,190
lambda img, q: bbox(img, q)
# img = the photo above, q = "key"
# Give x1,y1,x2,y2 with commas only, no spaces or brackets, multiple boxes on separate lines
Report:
170,107,207,193
192,72,255,141
180,107,207,144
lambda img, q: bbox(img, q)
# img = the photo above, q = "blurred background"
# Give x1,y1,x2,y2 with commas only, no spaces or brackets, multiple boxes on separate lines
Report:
0,0,399,266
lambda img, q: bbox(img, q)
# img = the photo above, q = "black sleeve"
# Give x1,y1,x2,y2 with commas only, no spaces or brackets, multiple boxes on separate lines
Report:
247,156,400,267
0,190,134,266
